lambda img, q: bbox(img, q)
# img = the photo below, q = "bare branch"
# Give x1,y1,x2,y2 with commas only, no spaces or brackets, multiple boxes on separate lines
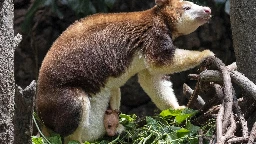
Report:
248,122,256,144
227,137,248,143
187,56,256,143
233,97,248,138
13,33,22,48
193,69,256,101
198,84,223,114
226,62,237,71
230,71,256,100
216,104,224,143
183,83,205,108
203,57,233,133
214,84,224,100
197,70,222,82
188,74,199,80
192,105,220,125
187,81,201,109
221,113,236,142
209,135,216,144
199,129,203,144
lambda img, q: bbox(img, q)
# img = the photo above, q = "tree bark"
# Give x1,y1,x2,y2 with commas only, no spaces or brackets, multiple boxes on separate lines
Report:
230,0,256,138
14,81,36,144
0,0,22,143
230,0,256,83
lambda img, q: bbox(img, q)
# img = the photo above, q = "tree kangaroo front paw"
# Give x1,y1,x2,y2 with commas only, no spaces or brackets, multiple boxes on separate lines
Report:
202,50,215,58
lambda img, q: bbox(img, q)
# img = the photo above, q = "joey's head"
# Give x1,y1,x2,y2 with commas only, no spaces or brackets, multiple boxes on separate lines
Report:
155,0,211,38
104,109,120,137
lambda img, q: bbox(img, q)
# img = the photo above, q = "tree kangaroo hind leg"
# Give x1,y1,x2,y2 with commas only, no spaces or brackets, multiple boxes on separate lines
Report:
109,88,121,110
109,88,125,134
64,89,90,144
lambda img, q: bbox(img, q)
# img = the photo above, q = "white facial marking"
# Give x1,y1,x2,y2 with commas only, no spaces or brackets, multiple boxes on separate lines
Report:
176,1,211,36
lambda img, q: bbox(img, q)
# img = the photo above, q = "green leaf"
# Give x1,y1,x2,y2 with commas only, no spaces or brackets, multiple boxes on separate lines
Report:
119,114,137,130
21,0,45,33
31,136,44,144
174,108,198,124
181,108,198,116
189,138,199,144
186,122,200,135
169,126,182,131
159,109,182,118
165,132,180,144
176,128,190,138
145,116,157,125
68,140,81,144
175,114,191,124
119,114,136,123
49,0,64,19
104,0,116,8
47,135,62,144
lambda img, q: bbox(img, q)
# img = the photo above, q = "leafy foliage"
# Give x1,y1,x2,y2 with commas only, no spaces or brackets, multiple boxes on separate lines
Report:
129,108,200,144
22,0,116,33
32,108,215,144
32,134,62,144
21,0,64,33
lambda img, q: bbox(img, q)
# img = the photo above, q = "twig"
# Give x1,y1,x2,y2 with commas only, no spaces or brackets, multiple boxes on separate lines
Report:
216,104,224,143
196,70,223,82
219,68,233,133
188,57,254,143
233,97,248,138
199,84,223,114
209,135,216,144
187,81,201,108
32,114,51,144
192,69,256,101
248,122,256,144
192,105,220,126
221,113,236,142
214,84,224,100
188,74,199,80
204,57,233,133
227,137,248,143
230,71,256,100
183,83,205,108
199,129,203,144
226,62,237,71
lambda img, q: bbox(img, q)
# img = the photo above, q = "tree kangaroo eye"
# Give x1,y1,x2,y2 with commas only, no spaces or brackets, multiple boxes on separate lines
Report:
183,6,191,10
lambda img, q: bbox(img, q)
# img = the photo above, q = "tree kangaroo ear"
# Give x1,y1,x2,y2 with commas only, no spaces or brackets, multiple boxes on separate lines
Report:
155,0,168,6
105,110,113,115
114,109,121,115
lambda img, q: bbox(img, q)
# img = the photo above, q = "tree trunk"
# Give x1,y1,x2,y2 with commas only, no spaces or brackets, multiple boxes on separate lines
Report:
14,81,36,144
230,0,256,130
230,1,256,82
0,0,22,143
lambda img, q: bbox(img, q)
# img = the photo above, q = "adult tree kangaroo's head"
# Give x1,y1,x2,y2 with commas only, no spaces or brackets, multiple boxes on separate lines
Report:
155,0,211,39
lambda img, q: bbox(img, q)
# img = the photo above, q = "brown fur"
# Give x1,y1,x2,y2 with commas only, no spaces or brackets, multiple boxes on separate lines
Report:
104,109,120,137
36,0,212,139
